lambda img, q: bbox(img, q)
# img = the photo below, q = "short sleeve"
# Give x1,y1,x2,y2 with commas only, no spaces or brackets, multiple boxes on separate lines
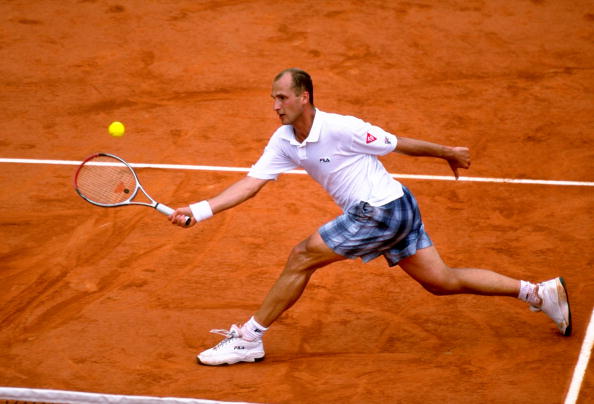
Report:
348,124,397,156
247,135,298,180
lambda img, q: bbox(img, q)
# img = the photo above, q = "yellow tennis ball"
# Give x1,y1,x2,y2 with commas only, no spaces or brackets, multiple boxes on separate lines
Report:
108,121,125,137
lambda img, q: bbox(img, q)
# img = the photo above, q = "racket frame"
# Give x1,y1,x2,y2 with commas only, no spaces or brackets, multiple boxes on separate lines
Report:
74,153,190,225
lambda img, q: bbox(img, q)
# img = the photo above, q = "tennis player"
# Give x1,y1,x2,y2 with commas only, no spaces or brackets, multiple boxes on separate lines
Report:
170,68,571,366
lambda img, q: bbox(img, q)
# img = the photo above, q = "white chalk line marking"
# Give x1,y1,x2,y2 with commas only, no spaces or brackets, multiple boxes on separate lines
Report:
565,308,594,404
0,387,252,404
1,157,593,187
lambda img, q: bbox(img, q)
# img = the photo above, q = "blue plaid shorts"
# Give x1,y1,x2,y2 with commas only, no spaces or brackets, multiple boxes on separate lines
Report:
319,186,432,267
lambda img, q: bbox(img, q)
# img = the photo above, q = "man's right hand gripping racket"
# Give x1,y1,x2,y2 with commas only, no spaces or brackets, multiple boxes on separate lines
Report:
74,153,191,226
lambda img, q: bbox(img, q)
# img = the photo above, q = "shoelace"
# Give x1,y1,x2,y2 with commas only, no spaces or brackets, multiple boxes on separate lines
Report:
209,328,240,350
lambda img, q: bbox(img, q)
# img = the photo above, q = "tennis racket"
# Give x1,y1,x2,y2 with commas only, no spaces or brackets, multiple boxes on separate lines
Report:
74,153,191,226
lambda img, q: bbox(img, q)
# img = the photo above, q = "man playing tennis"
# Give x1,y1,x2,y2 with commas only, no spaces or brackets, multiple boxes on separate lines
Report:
170,68,571,366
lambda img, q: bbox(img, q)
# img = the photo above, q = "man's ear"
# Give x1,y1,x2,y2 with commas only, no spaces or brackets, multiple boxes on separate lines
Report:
301,90,310,105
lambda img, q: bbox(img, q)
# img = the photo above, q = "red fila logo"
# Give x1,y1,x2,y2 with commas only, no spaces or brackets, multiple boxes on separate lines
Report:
366,133,377,144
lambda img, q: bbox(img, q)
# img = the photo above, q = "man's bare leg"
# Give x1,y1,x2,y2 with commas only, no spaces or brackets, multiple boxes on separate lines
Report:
398,246,571,335
196,232,344,365
398,246,520,296
254,231,346,327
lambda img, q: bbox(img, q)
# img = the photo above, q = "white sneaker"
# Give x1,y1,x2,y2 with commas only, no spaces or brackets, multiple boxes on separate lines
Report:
530,277,572,336
197,325,265,366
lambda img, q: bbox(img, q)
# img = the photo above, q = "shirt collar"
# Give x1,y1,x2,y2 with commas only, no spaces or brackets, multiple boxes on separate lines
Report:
283,108,322,146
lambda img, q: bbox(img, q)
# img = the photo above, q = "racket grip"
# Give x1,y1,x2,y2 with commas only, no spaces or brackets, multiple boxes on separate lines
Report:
155,203,192,227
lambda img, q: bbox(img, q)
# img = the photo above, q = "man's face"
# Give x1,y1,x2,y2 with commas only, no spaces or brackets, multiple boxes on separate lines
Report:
271,73,308,125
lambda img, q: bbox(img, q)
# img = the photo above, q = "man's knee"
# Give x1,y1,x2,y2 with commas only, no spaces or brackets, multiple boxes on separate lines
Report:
286,234,344,273
420,282,453,296
287,241,308,264
418,268,462,296
284,241,317,274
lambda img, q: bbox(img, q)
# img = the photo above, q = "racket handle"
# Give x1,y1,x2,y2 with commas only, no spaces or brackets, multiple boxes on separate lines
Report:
155,203,191,227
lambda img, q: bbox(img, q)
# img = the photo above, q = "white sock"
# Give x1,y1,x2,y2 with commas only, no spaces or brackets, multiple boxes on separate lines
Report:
241,316,268,341
518,280,541,306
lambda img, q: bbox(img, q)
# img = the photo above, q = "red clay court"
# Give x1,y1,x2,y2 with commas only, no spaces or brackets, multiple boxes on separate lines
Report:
1,1,593,403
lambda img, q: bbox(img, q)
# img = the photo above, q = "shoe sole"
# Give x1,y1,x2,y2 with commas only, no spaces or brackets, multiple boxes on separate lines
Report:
559,277,572,337
196,355,265,366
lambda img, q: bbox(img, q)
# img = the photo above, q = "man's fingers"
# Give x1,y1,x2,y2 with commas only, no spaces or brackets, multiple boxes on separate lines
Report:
170,209,195,227
448,161,460,179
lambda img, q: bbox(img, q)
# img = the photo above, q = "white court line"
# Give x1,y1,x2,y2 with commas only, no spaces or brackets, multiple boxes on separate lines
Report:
1,157,594,187
565,308,594,404
0,387,252,404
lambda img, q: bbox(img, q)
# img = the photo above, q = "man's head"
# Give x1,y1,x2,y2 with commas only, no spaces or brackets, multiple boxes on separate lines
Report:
274,68,314,106
272,68,314,126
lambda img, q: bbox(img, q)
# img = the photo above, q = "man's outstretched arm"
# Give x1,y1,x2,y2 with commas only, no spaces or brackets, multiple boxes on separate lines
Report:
170,175,270,227
395,136,471,179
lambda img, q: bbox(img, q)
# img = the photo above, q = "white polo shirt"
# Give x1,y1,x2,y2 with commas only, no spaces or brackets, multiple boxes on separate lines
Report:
248,109,404,211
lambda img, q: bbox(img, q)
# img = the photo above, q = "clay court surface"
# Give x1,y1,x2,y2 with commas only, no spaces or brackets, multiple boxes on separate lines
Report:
1,1,593,403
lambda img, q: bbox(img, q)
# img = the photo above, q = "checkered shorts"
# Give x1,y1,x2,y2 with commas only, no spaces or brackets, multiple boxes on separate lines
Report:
319,186,432,267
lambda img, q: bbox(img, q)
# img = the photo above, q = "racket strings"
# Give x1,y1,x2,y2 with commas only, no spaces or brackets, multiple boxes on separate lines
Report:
76,156,137,205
